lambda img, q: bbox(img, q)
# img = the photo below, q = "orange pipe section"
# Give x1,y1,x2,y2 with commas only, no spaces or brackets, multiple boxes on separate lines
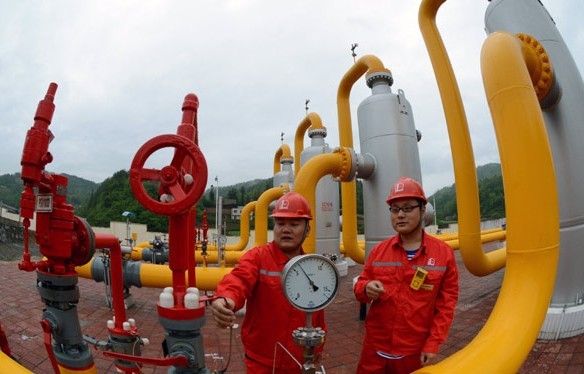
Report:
294,112,326,176
419,0,505,276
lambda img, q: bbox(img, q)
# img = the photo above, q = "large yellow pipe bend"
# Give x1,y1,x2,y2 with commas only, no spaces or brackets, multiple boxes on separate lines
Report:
417,32,560,374
419,0,505,276
0,351,33,373
294,112,326,176
252,186,286,247
225,201,256,251
273,144,293,175
337,55,389,264
293,150,366,263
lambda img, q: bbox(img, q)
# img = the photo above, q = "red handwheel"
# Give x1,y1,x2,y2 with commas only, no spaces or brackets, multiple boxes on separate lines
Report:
130,134,208,215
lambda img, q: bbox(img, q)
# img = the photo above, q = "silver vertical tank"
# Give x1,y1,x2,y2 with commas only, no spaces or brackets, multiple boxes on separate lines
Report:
357,71,423,257
486,0,584,339
273,156,294,189
300,128,341,255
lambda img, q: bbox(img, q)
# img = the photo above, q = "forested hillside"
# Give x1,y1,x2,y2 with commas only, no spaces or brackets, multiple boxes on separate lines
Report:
428,163,505,225
0,172,98,210
0,163,504,231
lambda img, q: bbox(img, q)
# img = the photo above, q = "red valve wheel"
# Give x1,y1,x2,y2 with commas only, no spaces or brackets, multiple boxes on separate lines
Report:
130,134,207,215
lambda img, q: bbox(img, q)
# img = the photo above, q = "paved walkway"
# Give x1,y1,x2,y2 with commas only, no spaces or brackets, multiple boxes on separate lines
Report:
0,252,583,373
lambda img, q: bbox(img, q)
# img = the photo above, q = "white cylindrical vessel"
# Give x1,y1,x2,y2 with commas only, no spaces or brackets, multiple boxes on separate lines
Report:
357,71,423,257
273,157,294,188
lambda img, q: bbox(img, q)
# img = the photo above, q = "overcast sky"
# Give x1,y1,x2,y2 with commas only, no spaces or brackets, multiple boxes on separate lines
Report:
1,1,582,197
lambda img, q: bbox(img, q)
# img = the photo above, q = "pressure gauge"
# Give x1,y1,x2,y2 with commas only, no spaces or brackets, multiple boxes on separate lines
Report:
218,235,227,245
281,254,340,312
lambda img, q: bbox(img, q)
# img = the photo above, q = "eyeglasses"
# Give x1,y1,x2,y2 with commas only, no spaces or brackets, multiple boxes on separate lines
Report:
389,205,421,214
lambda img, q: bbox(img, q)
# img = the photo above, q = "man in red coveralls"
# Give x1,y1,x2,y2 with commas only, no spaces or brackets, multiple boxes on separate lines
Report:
354,177,459,373
211,192,325,373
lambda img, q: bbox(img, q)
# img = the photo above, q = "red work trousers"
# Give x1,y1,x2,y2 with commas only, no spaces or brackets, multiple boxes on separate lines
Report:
357,345,422,374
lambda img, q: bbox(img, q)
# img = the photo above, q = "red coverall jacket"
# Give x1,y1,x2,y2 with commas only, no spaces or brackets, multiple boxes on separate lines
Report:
354,232,459,355
216,242,326,370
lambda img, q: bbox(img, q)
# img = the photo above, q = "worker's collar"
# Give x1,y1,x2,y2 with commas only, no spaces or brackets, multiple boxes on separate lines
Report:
270,241,305,264
392,231,428,254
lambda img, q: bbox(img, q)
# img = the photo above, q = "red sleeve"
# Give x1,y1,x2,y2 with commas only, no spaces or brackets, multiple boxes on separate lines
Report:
423,247,459,353
353,246,379,304
215,249,262,311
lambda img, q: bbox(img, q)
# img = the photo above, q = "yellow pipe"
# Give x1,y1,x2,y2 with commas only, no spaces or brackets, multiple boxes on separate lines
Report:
337,55,391,265
139,263,232,290
444,231,507,251
118,246,246,264
416,32,559,374
194,250,245,264
76,260,93,279
130,246,146,261
76,257,232,291
273,144,293,175
0,351,33,373
252,186,286,247
294,112,326,176
58,366,97,374
225,201,256,251
419,0,505,276
431,228,504,242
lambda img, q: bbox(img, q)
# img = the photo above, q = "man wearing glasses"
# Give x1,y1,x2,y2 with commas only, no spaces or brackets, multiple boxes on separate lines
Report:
354,177,459,374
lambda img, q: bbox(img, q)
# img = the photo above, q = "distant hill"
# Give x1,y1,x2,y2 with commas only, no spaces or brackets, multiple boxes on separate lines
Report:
0,172,98,210
77,170,169,232
0,163,504,230
428,163,504,224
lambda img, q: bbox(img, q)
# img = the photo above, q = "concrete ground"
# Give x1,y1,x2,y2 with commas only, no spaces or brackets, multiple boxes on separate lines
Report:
0,249,583,373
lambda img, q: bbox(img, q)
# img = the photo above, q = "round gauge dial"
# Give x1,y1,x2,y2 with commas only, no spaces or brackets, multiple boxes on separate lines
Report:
281,254,340,312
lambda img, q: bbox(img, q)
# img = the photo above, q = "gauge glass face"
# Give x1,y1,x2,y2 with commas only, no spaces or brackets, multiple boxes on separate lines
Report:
282,255,339,312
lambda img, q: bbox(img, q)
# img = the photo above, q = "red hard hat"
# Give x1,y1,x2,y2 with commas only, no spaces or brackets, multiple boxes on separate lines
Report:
271,192,313,220
386,177,428,205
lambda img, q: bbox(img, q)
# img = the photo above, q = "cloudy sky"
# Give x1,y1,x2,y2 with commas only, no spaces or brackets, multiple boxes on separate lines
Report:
0,1,582,196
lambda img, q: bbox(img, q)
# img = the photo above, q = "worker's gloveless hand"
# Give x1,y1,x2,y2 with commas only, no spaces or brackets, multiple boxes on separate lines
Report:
421,352,437,366
365,280,386,301
211,297,236,328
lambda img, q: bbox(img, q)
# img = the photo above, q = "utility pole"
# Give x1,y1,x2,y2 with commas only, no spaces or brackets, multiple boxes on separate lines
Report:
214,176,219,237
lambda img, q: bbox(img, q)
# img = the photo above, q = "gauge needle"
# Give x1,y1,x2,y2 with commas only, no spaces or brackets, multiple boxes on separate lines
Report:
298,265,319,292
